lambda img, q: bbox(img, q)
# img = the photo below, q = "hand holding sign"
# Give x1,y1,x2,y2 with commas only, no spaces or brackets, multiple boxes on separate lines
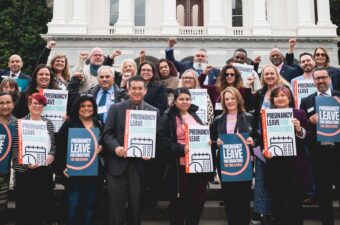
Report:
309,114,319,125
46,155,55,166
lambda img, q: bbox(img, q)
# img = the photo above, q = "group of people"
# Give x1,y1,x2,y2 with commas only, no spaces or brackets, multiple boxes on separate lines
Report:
0,37,339,225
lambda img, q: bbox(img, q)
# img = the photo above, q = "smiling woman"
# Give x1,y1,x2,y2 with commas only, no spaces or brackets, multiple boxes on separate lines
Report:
0,92,17,224
56,94,102,225
14,64,60,118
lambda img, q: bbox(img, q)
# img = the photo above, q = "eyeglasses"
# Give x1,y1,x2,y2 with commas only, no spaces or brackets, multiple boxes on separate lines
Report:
32,102,43,107
315,53,326,57
313,76,329,81
141,69,152,72
182,77,194,80
91,54,103,57
195,54,206,58
80,93,94,97
0,101,13,107
225,73,235,77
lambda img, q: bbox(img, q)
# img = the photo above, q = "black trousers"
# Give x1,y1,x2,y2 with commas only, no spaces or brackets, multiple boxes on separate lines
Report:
312,145,340,225
221,181,252,225
107,160,142,225
15,167,53,225
169,167,207,225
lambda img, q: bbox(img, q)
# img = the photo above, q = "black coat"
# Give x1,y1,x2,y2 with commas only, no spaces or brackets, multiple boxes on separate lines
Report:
55,117,103,173
144,81,168,115
157,104,210,198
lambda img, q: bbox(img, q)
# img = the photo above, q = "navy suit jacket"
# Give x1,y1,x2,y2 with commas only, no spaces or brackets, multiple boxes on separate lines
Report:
165,48,220,85
0,69,31,82
300,90,340,149
279,63,299,83
103,100,159,176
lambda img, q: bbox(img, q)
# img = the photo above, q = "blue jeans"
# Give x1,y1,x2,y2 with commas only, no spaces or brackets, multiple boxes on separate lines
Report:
67,177,97,225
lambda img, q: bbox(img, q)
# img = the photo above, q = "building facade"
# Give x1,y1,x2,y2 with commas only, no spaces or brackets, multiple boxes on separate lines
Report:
43,0,339,68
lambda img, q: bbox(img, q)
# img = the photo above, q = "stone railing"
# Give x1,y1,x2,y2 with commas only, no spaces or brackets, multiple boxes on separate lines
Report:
179,26,207,35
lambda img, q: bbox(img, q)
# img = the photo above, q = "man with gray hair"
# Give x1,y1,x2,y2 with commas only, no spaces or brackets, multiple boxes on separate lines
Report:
269,47,298,83
68,65,128,123
73,47,106,92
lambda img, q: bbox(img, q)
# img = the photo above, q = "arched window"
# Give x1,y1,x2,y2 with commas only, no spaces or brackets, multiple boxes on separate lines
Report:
176,0,203,26
110,0,119,26
135,0,145,26
232,0,243,27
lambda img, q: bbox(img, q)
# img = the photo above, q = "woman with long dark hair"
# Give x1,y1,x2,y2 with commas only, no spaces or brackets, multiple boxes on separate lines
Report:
157,87,211,225
16,64,59,118
56,95,103,225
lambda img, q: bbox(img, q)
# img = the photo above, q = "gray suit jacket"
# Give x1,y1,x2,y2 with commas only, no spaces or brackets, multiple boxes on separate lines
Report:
103,99,159,176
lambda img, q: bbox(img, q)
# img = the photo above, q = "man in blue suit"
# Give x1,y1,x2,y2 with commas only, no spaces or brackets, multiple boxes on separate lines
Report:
165,37,220,85
0,54,31,81
300,67,340,225
269,48,298,83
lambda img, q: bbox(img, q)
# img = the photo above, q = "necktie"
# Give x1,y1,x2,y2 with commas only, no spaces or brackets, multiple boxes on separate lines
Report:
196,69,203,76
320,92,328,96
10,74,16,78
98,90,108,123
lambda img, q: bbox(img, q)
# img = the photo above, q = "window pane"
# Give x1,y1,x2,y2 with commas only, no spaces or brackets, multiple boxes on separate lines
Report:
232,0,243,27
135,0,145,26
110,0,119,25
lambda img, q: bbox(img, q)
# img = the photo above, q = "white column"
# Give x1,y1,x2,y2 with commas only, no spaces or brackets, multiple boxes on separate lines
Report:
297,0,314,26
161,0,179,34
50,0,66,24
207,0,225,35
115,0,134,34
88,0,110,34
71,0,87,24
313,0,337,35
317,0,333,26
47,0,69,34
297,0,317,35
252,0,271,35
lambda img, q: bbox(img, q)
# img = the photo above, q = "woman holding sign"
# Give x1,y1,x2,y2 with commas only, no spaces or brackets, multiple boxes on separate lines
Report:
157,87,210,225
56,94,102,225
251,64,290,224
178,69,214,126
0,92,17,224
210,86,255,225
265,85,311,225
16,64,59,118
12,93,56,225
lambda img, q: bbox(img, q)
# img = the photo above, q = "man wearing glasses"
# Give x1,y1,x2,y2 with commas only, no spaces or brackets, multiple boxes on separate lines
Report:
73,47,106,92
300,68,340,225
165,37,220,85
68,65,128,123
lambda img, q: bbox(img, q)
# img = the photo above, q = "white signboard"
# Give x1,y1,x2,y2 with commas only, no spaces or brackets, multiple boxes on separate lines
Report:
261,108,296,157
189,89,208,124
124,110,157,158
185,125,213,173
42,89,68,132
18,120,51,165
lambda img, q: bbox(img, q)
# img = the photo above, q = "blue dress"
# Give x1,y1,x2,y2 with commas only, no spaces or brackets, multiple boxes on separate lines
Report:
254,99,272,214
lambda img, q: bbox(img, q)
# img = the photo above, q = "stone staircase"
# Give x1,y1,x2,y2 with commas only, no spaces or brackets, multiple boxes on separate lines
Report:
4,182,340,224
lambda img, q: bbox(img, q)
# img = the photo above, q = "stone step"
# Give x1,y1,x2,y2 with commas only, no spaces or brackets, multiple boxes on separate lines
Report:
5,200,340,221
